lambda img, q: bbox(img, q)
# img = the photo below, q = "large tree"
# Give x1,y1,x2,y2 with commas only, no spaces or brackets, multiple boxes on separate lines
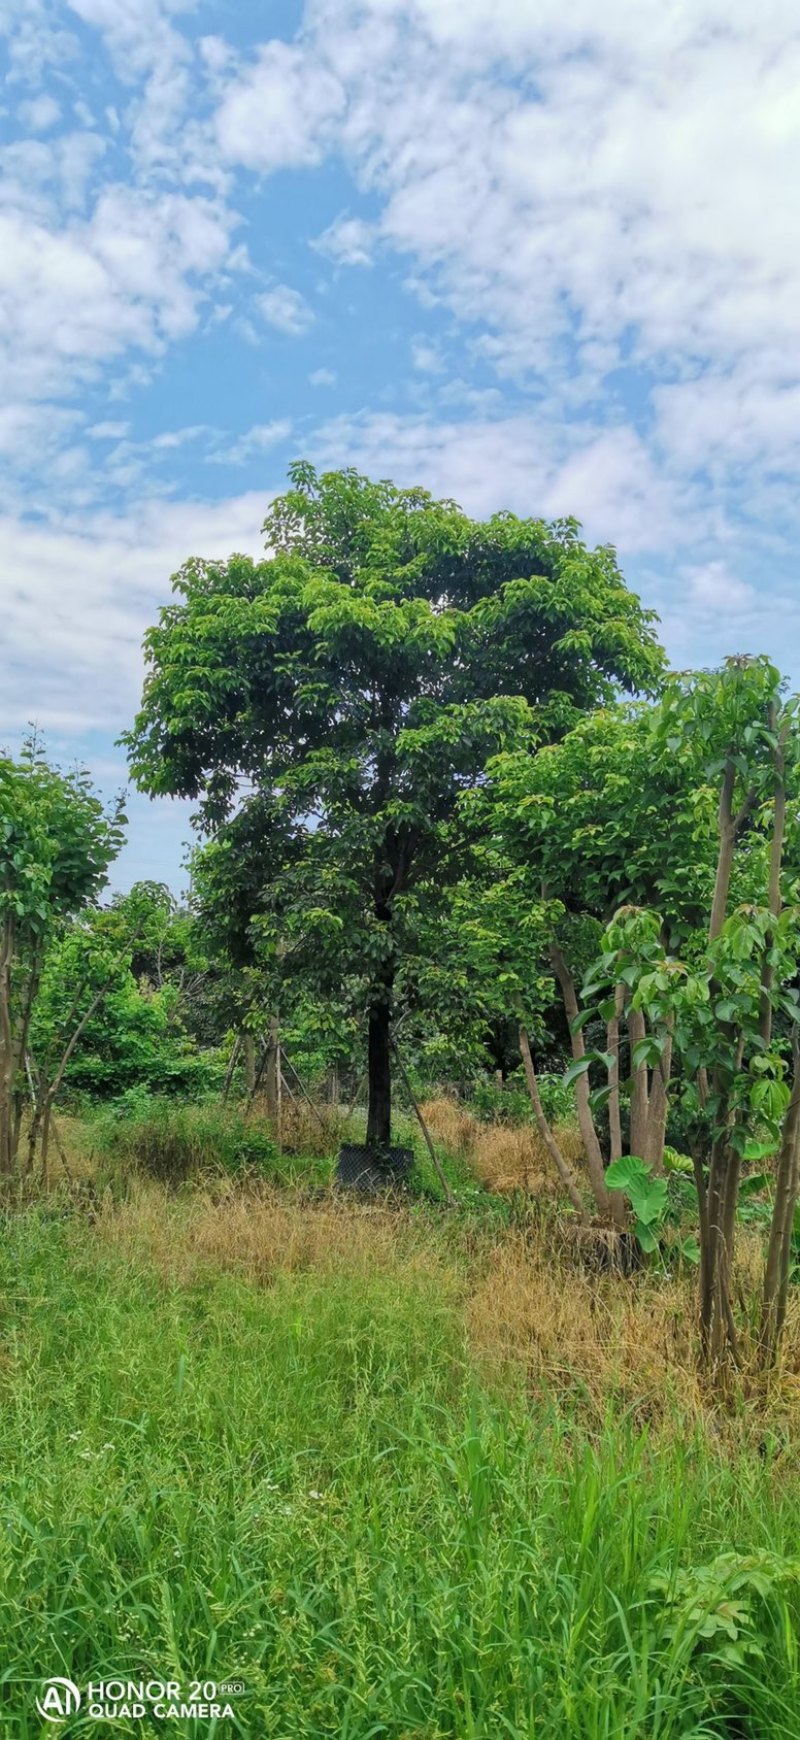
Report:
125,464,663,1152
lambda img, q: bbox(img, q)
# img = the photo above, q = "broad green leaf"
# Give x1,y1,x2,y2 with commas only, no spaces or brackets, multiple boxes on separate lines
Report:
563,1056,592,1089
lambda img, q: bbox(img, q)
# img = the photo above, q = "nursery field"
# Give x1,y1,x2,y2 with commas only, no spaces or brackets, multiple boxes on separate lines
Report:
6,473,800,1736
1,1117,800,1739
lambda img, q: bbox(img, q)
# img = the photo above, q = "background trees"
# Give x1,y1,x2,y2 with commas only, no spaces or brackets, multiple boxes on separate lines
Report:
0,743,124,1176
126,463,663,1156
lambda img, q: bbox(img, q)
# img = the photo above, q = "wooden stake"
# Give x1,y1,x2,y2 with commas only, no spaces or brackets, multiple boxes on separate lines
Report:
391,1040,455,1207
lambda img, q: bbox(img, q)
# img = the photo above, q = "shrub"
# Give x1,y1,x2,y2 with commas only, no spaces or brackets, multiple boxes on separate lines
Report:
92,1097,279,1185
470,1068,574,1128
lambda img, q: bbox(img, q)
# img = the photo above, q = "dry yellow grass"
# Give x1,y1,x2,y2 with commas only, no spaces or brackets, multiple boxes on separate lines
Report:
420,1095,585,1194
467,1228,704,1423
267,1096,345,1158
94,1176,452,1295
87,1177,800,1437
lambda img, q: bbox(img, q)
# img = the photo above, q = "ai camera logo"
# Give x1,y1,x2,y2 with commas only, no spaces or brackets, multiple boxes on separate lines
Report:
36,1678,82,1722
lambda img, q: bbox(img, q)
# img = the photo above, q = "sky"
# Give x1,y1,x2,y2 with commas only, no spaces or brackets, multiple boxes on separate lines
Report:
2,0,800,893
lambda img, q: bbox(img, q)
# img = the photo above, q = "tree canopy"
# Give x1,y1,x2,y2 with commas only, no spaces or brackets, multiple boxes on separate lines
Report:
126,462,664,1149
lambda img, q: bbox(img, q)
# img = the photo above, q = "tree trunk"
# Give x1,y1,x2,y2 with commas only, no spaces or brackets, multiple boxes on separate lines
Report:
518,1024,586,1218
642,1028,673,1175
10,957,40,1167
243,1031,257,1096
627,1007,649,1159
606,985,625,1163
549,942,622,1225
760,1042,800,1366
264,1017,280,1127
699,1109,741,1371
366,968,393,1148
709,758,737,943
0,917,15,1178
759,709,786,1047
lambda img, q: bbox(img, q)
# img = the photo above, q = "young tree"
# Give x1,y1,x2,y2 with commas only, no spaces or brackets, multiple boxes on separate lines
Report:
468,703,720,1218
584,659,800,1371
125,464,663,1157
32,883,220,1109
0,744,124,1177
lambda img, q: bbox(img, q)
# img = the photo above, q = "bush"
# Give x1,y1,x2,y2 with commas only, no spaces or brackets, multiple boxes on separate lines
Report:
470,1068,573,1127
92,1097,279,1185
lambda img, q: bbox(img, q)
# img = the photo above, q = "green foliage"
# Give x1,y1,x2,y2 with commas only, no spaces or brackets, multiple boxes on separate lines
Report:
30,882,221,1103
478,701,719,936
54,978,221,1099
91,1096,280,1184
0,741,126,1172
127,464,663,1139
651,1550,800,1669
605,1154,669,1251
0,740,124,946
470,1069,573,1127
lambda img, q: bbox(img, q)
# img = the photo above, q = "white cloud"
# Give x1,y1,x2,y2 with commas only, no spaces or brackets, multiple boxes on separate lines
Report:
18,93,61,131
0,490,268,736
309,367,337,386
88,419,130,439
313,213,374,265
65,0,188,78
310,407,689,552
208,420,292,464
215,40,343,172
0,184,236,408
218,0,800,505
255,283,314,335
410,337,444,374
685,562,756,616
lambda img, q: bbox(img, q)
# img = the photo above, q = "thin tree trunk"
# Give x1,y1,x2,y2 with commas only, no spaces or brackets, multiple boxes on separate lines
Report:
392,1040,455,1206
699,1125,728,1363
700,1093,744,1372
221,1035,241,1103
759,710,787,1048
643,1027,673,1175
709,759,737,943
264,1017,280,1125
548,944,620,1223
0,916,16,1178
627,1007,649,1160
518,1025,587,1219
243,1031,257,1096
760,1039,800,1365
697,757,750,1370
282,1050,329,1134
773,1125,800,1352
10,956,40,1167
607,984,624,1163
37,978,112,1185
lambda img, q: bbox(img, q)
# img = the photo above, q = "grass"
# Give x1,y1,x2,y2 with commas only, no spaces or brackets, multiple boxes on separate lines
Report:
420,1095,586,1195
1,1179,800,1736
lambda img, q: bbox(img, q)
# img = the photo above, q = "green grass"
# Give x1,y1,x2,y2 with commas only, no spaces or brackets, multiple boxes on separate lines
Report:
86,1096,332,1191
82,1092,478,1202
0,1207,799,1737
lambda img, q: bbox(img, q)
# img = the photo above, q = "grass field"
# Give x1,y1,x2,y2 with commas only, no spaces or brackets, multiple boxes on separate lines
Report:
1,1164,800,1738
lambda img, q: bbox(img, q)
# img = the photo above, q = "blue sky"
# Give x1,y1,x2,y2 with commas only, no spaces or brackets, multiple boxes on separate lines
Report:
2,0,800,893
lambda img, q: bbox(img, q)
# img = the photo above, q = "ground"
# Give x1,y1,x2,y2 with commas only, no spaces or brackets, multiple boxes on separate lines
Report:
1,1141,800,1737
